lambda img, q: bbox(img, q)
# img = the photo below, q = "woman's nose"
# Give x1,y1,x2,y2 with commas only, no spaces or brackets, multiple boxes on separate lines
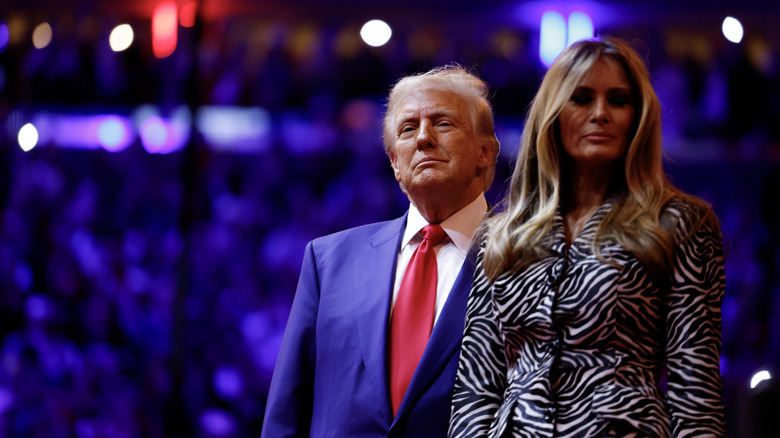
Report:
591,98,609,123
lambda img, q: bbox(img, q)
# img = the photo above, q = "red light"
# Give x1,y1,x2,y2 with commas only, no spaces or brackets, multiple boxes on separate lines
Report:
180,2,197,28
152,1,177,58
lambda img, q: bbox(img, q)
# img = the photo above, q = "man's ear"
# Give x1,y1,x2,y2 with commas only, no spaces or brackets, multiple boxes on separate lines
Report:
478,142,493,168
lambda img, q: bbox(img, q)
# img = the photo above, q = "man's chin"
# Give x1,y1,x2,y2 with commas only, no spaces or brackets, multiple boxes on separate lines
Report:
406,176,454,194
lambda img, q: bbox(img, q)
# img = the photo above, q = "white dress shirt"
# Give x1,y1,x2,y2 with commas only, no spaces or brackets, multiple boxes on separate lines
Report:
390,192,488,325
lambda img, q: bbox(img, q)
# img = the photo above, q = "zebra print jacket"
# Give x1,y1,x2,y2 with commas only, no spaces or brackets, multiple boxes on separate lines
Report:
449,200,726,437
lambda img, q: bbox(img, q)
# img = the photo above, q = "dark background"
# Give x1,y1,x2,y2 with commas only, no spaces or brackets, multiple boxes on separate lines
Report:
0,0,778,436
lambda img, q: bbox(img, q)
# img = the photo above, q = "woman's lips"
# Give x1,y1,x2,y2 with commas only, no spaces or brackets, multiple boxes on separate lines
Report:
583,132,614,142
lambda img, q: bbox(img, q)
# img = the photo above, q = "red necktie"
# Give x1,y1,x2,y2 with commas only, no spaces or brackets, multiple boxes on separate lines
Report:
389,224,447,416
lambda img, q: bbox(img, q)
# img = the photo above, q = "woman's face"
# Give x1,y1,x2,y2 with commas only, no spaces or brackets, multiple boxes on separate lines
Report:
558,55,636,170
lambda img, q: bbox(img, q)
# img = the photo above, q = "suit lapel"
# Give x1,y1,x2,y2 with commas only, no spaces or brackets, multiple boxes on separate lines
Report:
392,245,476,420
353,214,407,422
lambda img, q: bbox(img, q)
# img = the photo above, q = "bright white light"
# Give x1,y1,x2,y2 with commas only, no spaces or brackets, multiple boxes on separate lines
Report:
750,370,771,389
540,11,566,67
32,22,53,49
18,123,39,151
567,12,594,45
360,20,392,47
109,24,134,52
722,16,743,44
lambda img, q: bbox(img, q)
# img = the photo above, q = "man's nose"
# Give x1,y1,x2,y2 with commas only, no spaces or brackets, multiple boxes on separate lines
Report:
416,120,435,149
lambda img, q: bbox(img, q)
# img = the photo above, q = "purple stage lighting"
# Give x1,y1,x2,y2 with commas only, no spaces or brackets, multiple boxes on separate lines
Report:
0,23,9,53
97,116,132,152
138,109,190,154
139,116,169,153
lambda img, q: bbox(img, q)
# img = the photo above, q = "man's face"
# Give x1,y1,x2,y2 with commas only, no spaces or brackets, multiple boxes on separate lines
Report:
389,87,490,199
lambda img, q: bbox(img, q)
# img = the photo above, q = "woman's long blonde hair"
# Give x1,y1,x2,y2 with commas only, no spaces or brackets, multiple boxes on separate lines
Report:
483,36,714,281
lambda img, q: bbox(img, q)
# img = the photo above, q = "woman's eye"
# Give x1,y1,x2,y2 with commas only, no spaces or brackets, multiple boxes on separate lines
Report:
610,95,632,106
571,94,591,104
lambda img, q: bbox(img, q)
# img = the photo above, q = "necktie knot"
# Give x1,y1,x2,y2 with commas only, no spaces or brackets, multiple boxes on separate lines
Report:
420,224,446,246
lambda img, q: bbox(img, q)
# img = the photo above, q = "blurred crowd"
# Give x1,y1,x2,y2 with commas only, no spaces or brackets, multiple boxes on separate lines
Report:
3,15,779,146
0,12,779,438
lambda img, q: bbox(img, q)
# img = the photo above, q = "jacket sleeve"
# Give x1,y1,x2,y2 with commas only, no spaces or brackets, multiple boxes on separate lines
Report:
261,241,319,438
664,210,727,437
448,250,508,437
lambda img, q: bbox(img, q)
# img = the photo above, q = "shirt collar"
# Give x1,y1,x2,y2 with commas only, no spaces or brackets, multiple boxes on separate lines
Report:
402,192,488,254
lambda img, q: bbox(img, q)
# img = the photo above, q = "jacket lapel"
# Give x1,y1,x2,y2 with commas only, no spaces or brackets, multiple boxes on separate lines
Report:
392,244,476,420
353,214,407,422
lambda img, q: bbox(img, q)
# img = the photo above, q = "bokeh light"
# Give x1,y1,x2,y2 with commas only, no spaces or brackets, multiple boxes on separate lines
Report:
334,27,362,58
750,370,771,389
109,24,134,52
722,16,743,43
213,366,243,400
200,408,236,437
567,12,593,45
139,116,169,152
26,294,52,321
540,11,566,67
135,105,190,154
32,22,52,49
0,387,13,415
197,106,271,152
180,1,197,28
97,116,132,152
360,19,392,47
18,123,39,151
0,23,9,53
152,1,178,58
6,15,27,46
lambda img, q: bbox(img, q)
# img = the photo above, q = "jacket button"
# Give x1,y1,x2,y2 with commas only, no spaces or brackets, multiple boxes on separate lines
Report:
544,406,556,423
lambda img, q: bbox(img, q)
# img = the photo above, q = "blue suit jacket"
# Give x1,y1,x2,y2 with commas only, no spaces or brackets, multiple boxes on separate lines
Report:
261,214,476,437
